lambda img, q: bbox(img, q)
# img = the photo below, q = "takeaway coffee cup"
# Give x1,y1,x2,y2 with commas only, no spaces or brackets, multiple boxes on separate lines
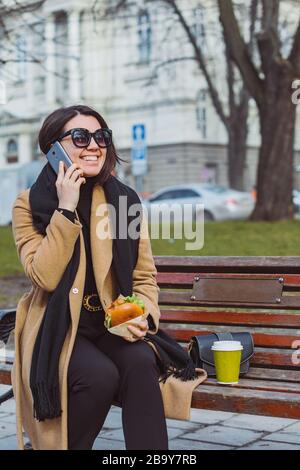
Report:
211,341,243,385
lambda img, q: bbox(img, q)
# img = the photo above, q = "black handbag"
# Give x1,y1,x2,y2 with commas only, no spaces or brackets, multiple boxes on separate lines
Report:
188,332,254,377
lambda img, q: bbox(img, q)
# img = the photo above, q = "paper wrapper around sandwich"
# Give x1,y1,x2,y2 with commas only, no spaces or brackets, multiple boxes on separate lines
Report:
107,312,148,337
104,294,147,337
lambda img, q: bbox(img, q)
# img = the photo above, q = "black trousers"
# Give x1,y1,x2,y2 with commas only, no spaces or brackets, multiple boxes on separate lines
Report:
67,315,169,450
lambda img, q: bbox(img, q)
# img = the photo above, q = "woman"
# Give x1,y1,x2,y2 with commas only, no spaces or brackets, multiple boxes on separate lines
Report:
11,105,169,450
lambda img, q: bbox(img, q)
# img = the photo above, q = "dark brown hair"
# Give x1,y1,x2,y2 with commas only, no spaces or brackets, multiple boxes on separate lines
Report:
38,104,125,184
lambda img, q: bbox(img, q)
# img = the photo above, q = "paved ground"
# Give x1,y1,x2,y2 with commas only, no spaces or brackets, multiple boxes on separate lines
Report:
0,275,31,309
1,385,300,450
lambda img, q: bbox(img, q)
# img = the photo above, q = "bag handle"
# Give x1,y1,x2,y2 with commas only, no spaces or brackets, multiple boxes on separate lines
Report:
215,332,233,342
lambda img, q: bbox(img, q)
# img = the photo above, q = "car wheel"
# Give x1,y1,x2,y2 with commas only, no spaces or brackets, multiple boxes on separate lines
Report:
192,209,214,222
204,210,214,221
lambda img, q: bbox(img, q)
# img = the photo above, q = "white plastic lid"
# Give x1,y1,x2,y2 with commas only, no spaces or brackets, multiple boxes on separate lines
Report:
211,340,243,351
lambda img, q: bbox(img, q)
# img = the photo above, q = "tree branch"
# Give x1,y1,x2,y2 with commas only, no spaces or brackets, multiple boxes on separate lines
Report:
0,0,45,15
262,0,279,34
164,0,229,128
92,0,229,127
249,0,258,55
289,17,300,74
92,0,132,20
143,56,200,87
257,0,281,73
217,0,264,109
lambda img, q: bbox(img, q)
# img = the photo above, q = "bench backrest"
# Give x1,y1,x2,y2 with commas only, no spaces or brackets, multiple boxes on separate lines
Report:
1,257,299,378
154,256,300,375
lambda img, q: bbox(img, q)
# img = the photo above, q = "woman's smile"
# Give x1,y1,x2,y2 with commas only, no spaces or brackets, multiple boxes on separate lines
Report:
80,155,101,165
80,155,99,161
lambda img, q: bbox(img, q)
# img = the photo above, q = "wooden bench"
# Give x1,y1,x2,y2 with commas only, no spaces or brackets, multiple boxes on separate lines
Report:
1,256,300,419
156,256,300,419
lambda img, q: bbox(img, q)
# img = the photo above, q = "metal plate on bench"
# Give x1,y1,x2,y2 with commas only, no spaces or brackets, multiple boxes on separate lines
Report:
192,276,283,304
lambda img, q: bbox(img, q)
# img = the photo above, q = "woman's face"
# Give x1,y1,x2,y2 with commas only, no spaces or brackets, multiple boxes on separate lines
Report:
59,114,107,178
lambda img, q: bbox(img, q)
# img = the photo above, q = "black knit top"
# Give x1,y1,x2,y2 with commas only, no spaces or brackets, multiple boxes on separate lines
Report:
58,176,156,336
58,175,106,339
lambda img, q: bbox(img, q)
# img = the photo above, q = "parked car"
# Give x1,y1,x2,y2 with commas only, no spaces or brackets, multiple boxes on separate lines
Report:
142,184,255,222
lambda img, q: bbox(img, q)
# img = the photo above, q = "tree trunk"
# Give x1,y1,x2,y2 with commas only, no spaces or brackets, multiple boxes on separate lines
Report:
217,0,300,221
250,68,296,221
227,91,249,190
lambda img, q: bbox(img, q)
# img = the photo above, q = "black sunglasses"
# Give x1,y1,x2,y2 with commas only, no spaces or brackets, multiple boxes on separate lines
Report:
57,127,113,148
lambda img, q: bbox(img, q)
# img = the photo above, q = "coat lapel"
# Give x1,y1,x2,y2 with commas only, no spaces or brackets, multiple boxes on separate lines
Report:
90,184,113,299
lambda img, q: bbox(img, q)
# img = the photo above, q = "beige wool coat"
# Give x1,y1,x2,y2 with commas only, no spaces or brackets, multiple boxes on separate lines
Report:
11,183,207,450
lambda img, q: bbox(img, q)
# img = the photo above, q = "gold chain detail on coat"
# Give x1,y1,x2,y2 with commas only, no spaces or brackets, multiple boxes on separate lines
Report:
82,294,103,312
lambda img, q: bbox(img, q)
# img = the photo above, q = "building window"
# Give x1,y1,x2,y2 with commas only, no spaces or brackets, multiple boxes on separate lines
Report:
193,4,206,49
137,10,151,63
6,138,18,164
79,11,85,99
201,163,218,184
196,89,207,138
55,11,68,102
32,22,46,95
33,139,42,161
0,80,6,104
16,36,27,81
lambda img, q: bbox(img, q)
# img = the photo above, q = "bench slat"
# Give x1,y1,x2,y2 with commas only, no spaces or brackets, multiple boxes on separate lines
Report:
205,377,300,394
154,256,300,273
159,291,300,309
157,272,300,288
181,343,296,368
244,367,300,383
252,350,296,368
160,327,299,348
191,384,300,419
186,349,296,369
160,309,300,328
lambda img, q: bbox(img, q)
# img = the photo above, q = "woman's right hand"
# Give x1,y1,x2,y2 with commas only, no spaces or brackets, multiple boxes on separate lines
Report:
56,161,86,212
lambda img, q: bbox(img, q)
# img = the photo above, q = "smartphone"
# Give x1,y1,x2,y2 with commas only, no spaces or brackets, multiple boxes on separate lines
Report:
46,141,73,175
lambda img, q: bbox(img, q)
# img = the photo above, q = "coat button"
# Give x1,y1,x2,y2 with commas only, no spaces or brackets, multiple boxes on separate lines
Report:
72,288,79,294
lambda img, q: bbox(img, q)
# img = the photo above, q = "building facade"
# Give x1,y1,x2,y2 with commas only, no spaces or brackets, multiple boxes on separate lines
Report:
0,0,299,193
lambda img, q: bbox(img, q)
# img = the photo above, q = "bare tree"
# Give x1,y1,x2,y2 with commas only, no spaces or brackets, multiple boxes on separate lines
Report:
0,0,45,65
94,0,258,190
218,0,300,220
163,0,258,191
0,0,76,91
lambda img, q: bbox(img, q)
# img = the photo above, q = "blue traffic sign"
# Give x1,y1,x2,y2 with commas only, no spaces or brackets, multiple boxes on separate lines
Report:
132,124,146,142
132,147,146,160
131,124,147,176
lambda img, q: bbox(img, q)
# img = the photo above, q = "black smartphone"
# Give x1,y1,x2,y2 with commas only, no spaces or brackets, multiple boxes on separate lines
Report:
46,141,73,175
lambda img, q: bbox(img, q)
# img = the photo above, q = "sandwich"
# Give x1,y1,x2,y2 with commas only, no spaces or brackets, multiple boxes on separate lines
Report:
104,294,145,329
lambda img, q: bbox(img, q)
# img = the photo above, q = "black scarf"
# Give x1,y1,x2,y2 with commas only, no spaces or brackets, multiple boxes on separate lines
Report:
29,163,198,422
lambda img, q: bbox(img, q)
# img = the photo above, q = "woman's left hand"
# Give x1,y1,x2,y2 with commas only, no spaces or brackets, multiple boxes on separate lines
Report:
124,319,149,342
